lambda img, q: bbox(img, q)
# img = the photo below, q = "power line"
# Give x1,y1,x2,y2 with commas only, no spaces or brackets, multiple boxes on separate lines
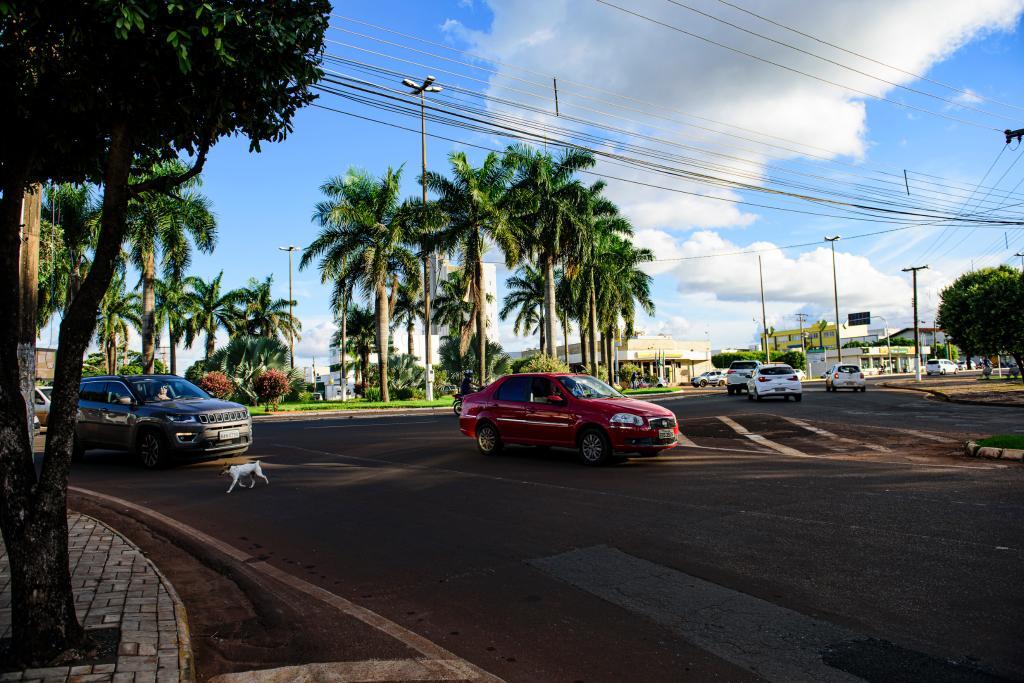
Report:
711,0,1024,114
591,0,1002,131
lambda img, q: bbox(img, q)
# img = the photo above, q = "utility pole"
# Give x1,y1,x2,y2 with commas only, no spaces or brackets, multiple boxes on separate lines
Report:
1015,251,1024,273
758,255,770,362
902,265,929,381
18,184,41,436
403,75,443,401
794,312,808,357
825,236,842,363
278,245,300,369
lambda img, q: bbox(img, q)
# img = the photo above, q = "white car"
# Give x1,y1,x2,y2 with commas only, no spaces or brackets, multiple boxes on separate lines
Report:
746,364,803,401
691,370,726,387
726,360,761,395
926,358,958,376
825,364,866,392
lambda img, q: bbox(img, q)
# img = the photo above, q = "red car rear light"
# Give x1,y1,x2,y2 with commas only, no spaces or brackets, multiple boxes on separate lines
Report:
726,369,735,374
834,373,839,379
758,376,769,382
860,372,864,379
789,375,798,380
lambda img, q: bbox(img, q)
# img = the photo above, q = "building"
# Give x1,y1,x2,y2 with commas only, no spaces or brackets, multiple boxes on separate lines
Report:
763,323,870,353
887,327,949,347
806,343,931,378
520,334,713,386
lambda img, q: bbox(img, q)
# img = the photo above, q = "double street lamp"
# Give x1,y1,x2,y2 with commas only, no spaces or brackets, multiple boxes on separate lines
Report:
402,75,443,401
278,245,301,369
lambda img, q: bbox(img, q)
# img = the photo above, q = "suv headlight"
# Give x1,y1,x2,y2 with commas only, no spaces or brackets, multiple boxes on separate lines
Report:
166,414,197,423
610,413,644,427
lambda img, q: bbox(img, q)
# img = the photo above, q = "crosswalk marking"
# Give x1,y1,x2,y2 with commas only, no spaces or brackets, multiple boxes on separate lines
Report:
716,416,810,458
886,428,958,444
781,417,891,453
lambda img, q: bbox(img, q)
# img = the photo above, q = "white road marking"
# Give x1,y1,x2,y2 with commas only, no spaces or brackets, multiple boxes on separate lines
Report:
716,416,810,458
69,487,504,683
676,433,698,447
885,428,958,444
209,659,480,682
781,417,891,453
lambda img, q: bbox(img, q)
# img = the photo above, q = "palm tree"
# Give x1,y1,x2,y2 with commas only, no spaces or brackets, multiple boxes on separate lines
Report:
500,264,545,351
594,234,654,385
426,152,518,383
183,271,241,361
126,161,216,373
505,144,594,356
338,304,376,393
233,275,301,342
154,277,193,375
206,335,302,405
432,269,472,337
304,166,420,402
96,273,142,374
329,276,354,400
391,281,421,359
38,184,98,327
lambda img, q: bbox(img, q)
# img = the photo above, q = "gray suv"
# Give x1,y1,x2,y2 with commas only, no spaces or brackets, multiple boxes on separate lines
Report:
74,374,253,468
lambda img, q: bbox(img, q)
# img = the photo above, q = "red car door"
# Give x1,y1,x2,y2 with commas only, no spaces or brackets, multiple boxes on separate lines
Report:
523,377,574,446
491,376,532,443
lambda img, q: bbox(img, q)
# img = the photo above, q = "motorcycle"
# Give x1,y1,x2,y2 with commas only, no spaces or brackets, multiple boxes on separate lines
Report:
453,395,463,416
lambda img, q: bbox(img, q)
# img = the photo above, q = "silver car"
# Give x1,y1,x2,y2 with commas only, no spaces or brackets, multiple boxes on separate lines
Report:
75,374,253,468
825,364,866,392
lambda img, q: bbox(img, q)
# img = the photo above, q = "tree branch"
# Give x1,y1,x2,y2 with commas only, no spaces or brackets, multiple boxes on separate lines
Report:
128,139,211,198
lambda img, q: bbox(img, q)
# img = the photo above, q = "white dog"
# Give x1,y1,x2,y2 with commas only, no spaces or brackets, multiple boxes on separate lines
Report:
221,460,269,493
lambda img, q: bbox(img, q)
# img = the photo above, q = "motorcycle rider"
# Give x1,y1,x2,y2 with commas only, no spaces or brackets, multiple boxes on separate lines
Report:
459,370,477,396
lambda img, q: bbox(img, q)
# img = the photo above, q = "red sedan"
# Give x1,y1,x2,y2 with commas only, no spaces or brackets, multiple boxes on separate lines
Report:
458,373,680,465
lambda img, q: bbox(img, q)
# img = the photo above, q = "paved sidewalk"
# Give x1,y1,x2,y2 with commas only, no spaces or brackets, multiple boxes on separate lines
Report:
0,513,192,683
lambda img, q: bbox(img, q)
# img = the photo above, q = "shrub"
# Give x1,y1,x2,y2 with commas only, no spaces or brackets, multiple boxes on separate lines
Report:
394,387,415,400
774,350,806,370
363,386,382,402
296,391,313,403
711,351,766,368
254,369,290,410
197,371,233,399
520,353,569,373
510,357,532,374
618,363,642,384
184,361,206,383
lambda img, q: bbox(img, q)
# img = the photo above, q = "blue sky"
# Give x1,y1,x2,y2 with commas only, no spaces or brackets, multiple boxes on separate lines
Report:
115,0,1024,370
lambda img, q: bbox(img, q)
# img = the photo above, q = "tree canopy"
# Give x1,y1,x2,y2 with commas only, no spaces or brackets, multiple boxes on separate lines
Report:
937,266,1024,376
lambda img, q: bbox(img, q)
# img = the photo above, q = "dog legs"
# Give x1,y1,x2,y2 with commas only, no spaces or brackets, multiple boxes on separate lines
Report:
255,469,269,486
226,474,240,493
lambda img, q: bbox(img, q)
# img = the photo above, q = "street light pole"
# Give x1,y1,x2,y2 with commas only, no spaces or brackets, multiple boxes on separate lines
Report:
902,265,929,381
403,75,443,401
1015,251,1024,273
278,245,300,369
758,255,770,362
825,236,842,363
874,314,893,375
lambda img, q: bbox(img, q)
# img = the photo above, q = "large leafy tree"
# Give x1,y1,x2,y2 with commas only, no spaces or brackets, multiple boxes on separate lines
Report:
233,275,301,343
126,160,216,373
183,272,242,361
1,1,328,662
505,144,594,357
304,167,419,402
427,152,518,383
501,264,545,351
937,266,1024,379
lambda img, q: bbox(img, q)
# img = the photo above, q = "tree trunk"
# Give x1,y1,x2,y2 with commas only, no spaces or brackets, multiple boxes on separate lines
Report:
340,292,348,401
476,258,487,384
141,249,156,374
407,321,415,361
606,328,615,386
562,318,570,365
362,351,370,396
588,277,599,376
168,327,177,375
206,331,216,362
0,122,134,665
375,284,390,402
579,321,588,369
542,253,557,356
106,337,116,375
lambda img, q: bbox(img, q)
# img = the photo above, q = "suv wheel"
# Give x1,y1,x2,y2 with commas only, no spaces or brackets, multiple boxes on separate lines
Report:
476,422,502,456
578,428,611,466
699,379,708,387
137,430,168,469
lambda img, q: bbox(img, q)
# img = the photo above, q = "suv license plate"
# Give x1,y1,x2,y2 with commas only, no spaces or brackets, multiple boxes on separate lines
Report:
219,429,240,441
658,428,674,439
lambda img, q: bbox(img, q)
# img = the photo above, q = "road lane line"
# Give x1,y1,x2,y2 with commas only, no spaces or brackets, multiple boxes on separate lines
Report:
887,428,958,444
69,487,504,683
780,417,891,453
716,416,810,458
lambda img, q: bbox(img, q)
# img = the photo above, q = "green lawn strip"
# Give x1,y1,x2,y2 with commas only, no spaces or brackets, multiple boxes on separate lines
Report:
622,387,676,395
249,397,454,414
976,435,1024,450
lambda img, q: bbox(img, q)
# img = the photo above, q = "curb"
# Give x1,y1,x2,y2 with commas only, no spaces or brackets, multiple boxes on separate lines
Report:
879,382,1023,408
963,441,1024,462
76,513,196,683
253,405,454,422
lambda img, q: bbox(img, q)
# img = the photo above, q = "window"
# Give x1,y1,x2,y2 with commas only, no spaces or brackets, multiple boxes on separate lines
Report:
838,365,861,373
529,377,559,403
105,382,134,405
128,377,208,402
558,375,622,399
79,382,105,402
495,376,531,402
759,366,794,376
730,361,758,370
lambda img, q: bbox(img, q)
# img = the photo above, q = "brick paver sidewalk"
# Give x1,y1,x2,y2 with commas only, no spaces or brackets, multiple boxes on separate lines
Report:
0,513,192,683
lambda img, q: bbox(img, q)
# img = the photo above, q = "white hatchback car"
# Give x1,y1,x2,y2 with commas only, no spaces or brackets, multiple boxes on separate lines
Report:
926,358,958,376
825,364,866,392
746,364,803,401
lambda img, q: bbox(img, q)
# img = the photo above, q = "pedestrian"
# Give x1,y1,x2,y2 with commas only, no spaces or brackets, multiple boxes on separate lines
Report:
631,371,638,389
982,357,992,380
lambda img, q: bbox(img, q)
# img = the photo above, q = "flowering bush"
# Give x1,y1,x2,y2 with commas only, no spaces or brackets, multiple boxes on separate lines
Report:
254,369,290,410
197,371,233,399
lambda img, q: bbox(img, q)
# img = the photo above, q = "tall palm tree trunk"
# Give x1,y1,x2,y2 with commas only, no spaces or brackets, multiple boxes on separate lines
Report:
340,293,348,401
141,250,156,374
206,332,216,362
476,258,487,384
375,284,391,402
562,318,570,365
169,327,177,375
362,351,370,395
588,277,599,376
605,327,615,386
106,337,116,375
407,322,415,360
542,254,557,356
579,319,588,369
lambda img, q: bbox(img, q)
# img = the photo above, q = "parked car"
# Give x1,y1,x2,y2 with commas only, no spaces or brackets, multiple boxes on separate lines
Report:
691,370,726,388
34,386,52,427
926,358,958,376
726,360,761,395
746,364,803,401
74,374,253,468
825,364,866,392
458,373,679,466
956,360,968,371
793,369,806,381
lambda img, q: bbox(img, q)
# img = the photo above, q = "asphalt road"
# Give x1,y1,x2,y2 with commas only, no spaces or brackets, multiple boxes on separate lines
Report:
67,384,1024,682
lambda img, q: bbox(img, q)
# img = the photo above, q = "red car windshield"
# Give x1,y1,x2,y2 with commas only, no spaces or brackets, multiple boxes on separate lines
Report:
558,375,623,399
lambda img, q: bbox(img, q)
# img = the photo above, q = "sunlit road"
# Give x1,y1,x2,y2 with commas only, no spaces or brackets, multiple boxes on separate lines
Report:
67,385,1024,681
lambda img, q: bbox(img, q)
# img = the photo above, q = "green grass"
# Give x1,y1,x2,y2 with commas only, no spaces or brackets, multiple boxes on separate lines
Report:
622,387,677,395
976,434,1024,450
249,396,454,414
